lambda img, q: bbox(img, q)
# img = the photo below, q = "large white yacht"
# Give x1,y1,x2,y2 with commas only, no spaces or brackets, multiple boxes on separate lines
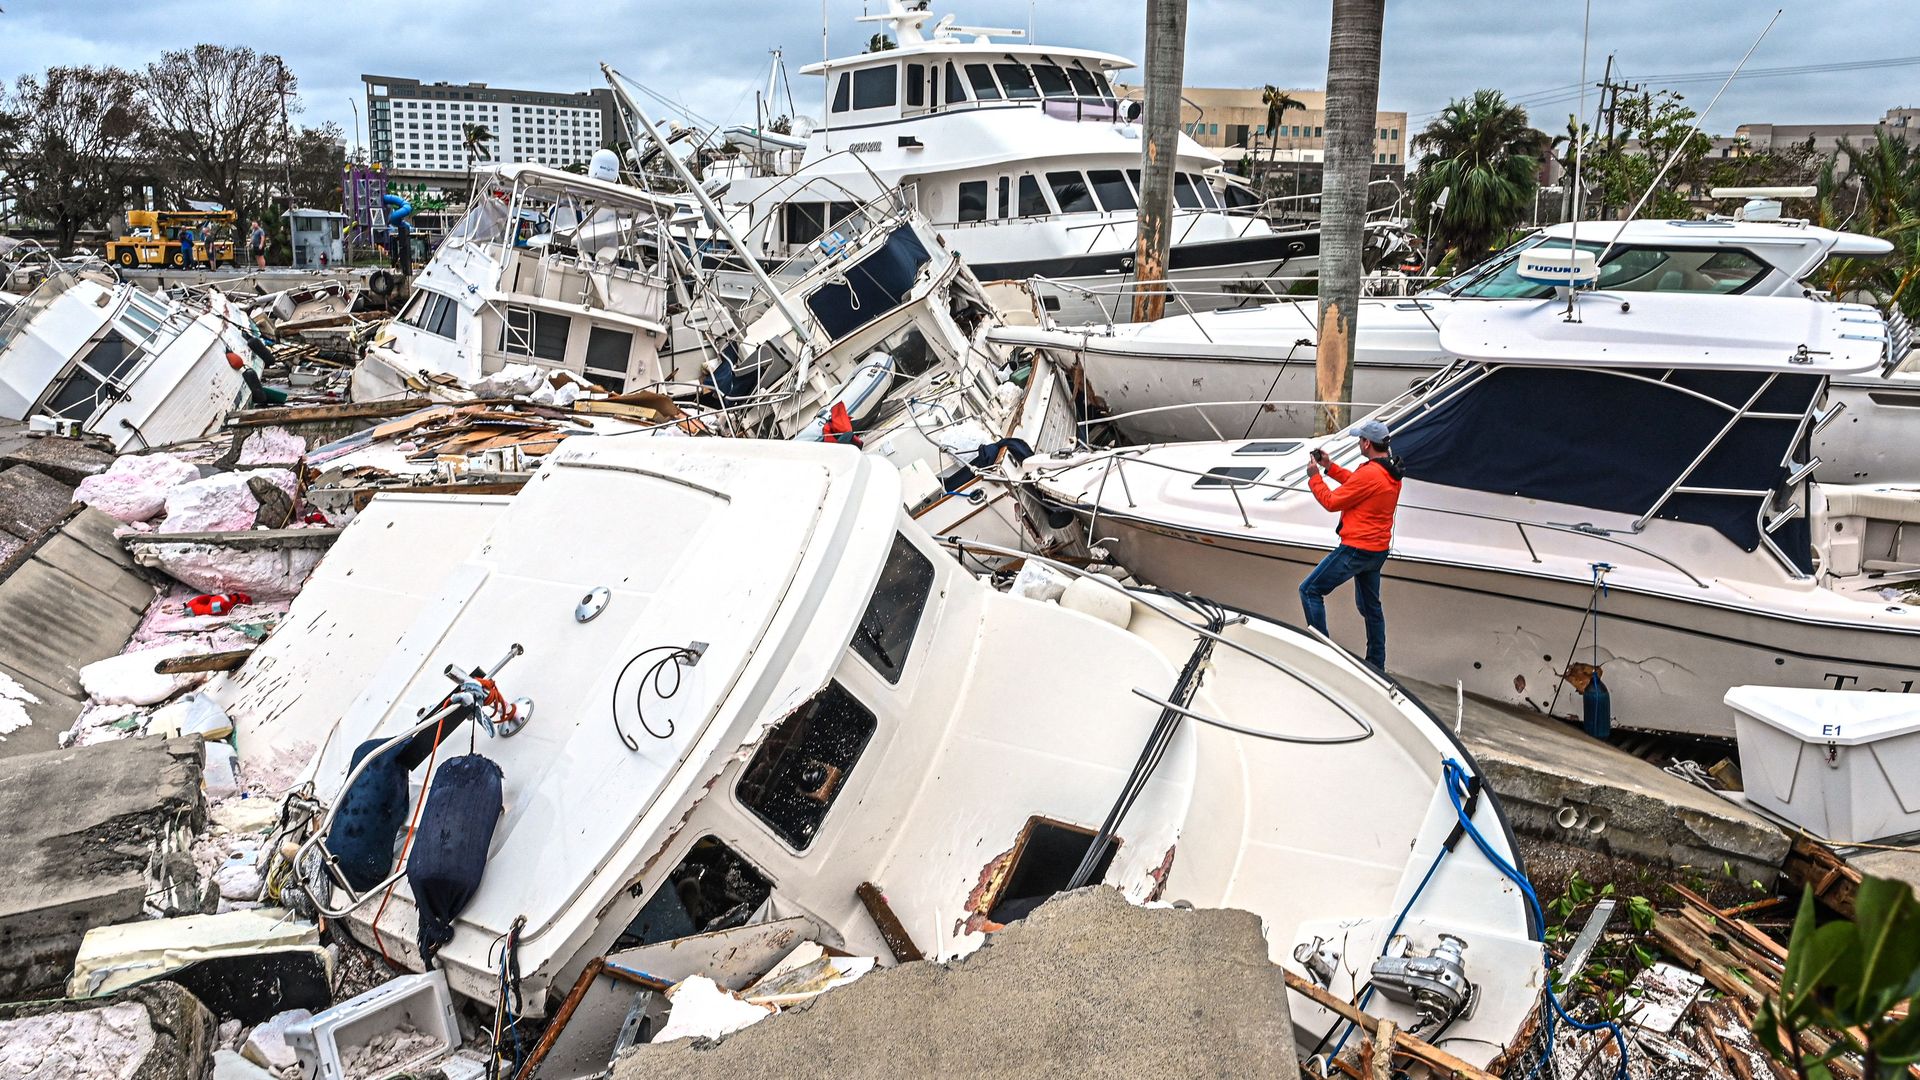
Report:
996,216,1920,482
707,1,1396,326
250,436,1543,1069
0,258,255,450
1030,292,1920,738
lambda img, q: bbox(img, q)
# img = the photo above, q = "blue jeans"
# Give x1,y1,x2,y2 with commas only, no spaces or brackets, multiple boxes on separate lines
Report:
1299,545,1390,671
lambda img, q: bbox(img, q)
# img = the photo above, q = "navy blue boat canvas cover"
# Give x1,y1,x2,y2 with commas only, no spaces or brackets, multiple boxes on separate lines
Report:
1388,365,1819,572
805,225,933,342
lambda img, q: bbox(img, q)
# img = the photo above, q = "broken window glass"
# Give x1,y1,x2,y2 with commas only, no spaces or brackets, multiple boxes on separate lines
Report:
620,836,774,948
850,532,935,683
736,681,878,850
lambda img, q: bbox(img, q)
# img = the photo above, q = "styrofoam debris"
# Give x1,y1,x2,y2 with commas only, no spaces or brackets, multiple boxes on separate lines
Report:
140,543,324,600
237,426,307,465
160,469,295,533
1009,561,1072,604
205,741,242,799
470,363,546,398
211,795,282,836
653,975,777,1043
62,703,147,747
241,1009,313,1071
73,453,200,523
214,856,263,902
78,643,211,706
0,669,40,737
0,1001,158,1078
149,693,234,740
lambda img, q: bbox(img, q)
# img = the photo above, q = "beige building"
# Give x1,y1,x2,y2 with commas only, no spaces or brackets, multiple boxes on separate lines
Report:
1117,86,1409,167
1705,107,1920,175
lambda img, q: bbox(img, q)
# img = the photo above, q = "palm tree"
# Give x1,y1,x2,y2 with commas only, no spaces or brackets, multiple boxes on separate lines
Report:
462,123,494,174
1812,132,1920,320
1260,84,1303,189
1410,89,1550,268
1313,0,1385,435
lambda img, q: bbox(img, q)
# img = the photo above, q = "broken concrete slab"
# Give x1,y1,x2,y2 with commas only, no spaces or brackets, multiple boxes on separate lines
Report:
0,981,217,1080
1402,678,1791,892
0,436,117,488
613,888,1296,1080
0,736,206,1001
0,463,76,540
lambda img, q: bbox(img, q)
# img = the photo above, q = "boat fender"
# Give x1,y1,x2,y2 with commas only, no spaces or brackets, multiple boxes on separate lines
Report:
367,269,396,298
1582,675,1612,740
1060,576,1131,629
329,739,412,891
408,754,504,965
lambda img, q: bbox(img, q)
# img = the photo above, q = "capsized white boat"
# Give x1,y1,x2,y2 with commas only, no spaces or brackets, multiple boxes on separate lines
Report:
997,216,1920,482
0,259,255,450
1030,292,1920,738
271,436,1545,1068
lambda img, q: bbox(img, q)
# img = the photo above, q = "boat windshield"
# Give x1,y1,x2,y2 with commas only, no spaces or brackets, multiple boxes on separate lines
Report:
1438,236,1773,299
448,195,512,244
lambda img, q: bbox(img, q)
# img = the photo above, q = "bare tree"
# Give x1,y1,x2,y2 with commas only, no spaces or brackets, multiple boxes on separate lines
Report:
1314,0,1385,435
4,66,150,254
143,45,296,216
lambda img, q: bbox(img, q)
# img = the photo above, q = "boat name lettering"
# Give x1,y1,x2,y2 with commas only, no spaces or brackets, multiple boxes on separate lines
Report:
848,140,883,154
1820,673,1917,693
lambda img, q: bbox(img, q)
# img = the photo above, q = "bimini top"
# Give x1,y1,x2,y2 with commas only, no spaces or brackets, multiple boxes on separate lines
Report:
1436,293,1889,375
483,162,683,215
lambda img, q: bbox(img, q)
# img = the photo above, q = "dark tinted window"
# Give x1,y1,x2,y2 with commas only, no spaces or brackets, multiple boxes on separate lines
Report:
965,64,1001,101
1126,169,1143,196
851,532,935,683
958,181,988,222
905,63,925,107
1032,63,1072,97
736,681,877,850
500,306,569,361
427,293,459,338
585,326,631,374
1173,172,1202,208
851,66,896,110
1018,175,1049,217
831,73,850,113
997,176,1011,219
783,202,829,244
1191,174,1221,209
1047,171,1096,213
944,62,966,104
1087,170,1135,211
1065,65,1099,98
995,63,1038,99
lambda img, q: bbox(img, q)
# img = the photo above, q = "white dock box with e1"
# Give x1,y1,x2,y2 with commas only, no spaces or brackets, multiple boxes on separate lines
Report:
1726,686,1920,843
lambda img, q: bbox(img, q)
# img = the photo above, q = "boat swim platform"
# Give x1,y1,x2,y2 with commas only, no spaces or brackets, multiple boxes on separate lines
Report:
1397,677,1792,895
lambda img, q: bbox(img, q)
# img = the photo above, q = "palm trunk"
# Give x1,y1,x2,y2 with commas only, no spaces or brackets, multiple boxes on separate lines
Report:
1313,0,1385,435
1131,0,1188,324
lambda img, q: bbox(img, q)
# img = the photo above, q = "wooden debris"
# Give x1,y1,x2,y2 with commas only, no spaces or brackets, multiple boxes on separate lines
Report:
856,882,925,964
1781,834,1862,918
153,649,254,674
124,527,342,551
229,398,435,428
1365,1018,1396,1080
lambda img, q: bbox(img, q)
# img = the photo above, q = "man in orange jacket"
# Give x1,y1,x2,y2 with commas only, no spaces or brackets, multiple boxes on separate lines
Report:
1301,418,1403,671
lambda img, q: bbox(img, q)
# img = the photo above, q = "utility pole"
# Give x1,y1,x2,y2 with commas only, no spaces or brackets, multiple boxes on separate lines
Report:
1130,0,1187,324
1593,56,1643,220
1313,0,1385,436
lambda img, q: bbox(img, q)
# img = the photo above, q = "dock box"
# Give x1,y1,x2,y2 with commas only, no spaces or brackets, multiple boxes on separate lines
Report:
286,969,457,1079
1726,686,1920,843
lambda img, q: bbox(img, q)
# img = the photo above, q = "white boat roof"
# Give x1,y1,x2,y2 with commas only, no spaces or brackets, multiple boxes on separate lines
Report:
1437,293,1888,375
484,162,682,214
1536,217,1893,259
801,3,1130,75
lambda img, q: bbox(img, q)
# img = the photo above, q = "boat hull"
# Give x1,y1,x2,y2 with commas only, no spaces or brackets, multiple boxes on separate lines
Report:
1073,509,1920,738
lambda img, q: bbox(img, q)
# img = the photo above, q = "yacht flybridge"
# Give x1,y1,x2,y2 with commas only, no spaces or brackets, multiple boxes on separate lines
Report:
1031,292,1920,738
996,216,1920,483
708,1,1388,326
0,258,256,450
275,437,1543,1069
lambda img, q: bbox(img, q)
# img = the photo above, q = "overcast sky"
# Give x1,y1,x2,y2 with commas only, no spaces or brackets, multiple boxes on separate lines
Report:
5,0,1916,149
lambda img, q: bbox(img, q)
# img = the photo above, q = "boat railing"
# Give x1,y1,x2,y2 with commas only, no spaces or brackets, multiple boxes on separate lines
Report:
0,258,90,350
1037,445,1713,589
1022,273,1442,333
1075,398,1386,443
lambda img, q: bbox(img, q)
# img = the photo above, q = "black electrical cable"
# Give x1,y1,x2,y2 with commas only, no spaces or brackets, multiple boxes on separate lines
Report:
610,645,701,749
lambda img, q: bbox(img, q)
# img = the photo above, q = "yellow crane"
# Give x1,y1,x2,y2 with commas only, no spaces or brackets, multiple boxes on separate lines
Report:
106,210,239,269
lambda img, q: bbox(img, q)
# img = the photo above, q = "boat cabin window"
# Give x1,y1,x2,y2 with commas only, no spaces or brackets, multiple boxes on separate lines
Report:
45,332,140,419
1047,171,1097,214
1065,65,1099,99
905,63,926,107
957,181,989,223
831,73,851,114
1195,465,1266,488
1087,169,1136,212
403,290,460,340
1172,172,1203,209
1444,237,1773,299
997,176,1012,219
1126,169,1143,198
851,66,897,111
944,62,967,104
1191,175,1222,209
982,818,1120,925
1017,175,1049,217
965,63,1002,101
620,836,774,948
1031,62,1073,98
782,201,859,246
584,326,632,391
501,305,569,362
851,531,936,683
735,680,878,850
995,62,1039,100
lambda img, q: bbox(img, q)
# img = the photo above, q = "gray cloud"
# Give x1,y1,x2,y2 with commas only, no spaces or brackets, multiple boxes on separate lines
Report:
3,0,1915,148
